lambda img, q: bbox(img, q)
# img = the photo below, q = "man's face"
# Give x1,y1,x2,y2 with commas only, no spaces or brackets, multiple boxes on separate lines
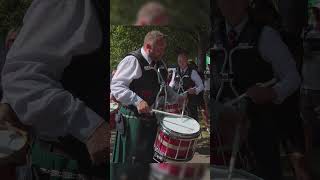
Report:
178,54,188,69
217,0,249,20
146,38,167,61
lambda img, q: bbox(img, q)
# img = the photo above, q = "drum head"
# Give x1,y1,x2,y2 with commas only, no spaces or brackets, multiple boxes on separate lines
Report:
0,130,27,158
210,166,263,180
161,116,200,138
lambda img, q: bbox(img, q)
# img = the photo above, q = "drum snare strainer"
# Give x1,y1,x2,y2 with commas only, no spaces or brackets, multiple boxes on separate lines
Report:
153,115,201,162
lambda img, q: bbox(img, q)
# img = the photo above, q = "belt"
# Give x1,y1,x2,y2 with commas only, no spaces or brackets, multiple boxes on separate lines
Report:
36,139,73,159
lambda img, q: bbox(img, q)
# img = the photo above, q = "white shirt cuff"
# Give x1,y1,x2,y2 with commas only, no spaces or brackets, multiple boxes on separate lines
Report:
133,95,143,107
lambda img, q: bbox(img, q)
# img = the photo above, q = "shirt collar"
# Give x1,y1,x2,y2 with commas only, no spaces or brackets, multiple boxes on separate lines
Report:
225,16,248,37
141,47,153,65
180,66,188,73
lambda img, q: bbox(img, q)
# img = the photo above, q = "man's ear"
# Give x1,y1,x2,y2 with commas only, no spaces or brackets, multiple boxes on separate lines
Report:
146,43,152,51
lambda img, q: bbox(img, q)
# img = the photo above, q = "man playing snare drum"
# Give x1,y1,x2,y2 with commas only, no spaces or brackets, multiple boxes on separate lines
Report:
111,30,186,163
211,0,301,179
169,51,204,122
1,0,109,179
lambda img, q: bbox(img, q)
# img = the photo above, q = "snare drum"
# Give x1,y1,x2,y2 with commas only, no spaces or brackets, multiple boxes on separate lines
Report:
0,127,28,165
211,166,263,180
153,116,200,162
150,163,205,180
110,101,119,129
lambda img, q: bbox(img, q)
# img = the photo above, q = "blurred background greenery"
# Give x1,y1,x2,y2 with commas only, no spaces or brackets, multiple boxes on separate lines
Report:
110,0,210,27
0,0,32,36
110,25,210,71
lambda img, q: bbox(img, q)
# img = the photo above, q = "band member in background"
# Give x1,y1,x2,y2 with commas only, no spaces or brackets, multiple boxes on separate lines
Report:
111,30,186,163
169,51,204,121
1,0,109,179
211,0,301,179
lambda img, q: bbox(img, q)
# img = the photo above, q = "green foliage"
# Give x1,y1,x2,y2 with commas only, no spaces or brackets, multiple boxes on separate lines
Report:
110,25,204,70
0,0,32,36
110,0,210,27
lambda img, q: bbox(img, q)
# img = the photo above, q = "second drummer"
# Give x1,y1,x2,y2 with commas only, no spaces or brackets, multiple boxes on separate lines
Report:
111,30,186,163
169,51,204,121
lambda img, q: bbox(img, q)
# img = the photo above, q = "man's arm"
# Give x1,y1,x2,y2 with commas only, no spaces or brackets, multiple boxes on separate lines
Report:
191,70,205,95
258,26,301,104
2,0,104,143
111,56,144,107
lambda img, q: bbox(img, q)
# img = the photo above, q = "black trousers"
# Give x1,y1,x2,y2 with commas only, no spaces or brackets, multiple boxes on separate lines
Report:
187,102,199,121
247,104,282,180
247,93,305,180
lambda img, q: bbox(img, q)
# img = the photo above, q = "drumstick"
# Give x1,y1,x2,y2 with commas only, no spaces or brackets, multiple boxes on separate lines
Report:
151,109,195,130
179,91,188,95
224,78,277,106
152,109,185,118
180,96,187,119
227,124,241,180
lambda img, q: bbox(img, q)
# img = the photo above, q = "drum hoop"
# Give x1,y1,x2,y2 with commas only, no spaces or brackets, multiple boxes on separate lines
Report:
211,165,263,180
159,119,200,139
0,129,29,163
159,125,200,139
153,149,194,162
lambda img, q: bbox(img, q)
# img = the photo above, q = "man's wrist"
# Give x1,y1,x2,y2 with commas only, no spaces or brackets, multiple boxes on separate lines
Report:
134,96,143,107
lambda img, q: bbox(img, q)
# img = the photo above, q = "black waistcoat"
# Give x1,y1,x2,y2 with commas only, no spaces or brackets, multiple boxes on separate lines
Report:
128,48,167,109
210,19,278,123
211,19,274,101
175,66,196,92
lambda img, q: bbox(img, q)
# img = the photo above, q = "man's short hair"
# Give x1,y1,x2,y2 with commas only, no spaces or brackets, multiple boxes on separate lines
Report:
144,30,166,45
137,2,168,22
177,49,188,58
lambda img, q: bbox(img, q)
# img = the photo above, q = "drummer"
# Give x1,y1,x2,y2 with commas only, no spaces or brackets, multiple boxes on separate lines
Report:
212,0,301,179
110,30,186,163
169,51,204,121
1,0,109,179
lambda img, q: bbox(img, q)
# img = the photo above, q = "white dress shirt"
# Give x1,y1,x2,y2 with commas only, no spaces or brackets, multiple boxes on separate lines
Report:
169,67,204,95
225,16,301,104
1,0,104,142
111,48,180,107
